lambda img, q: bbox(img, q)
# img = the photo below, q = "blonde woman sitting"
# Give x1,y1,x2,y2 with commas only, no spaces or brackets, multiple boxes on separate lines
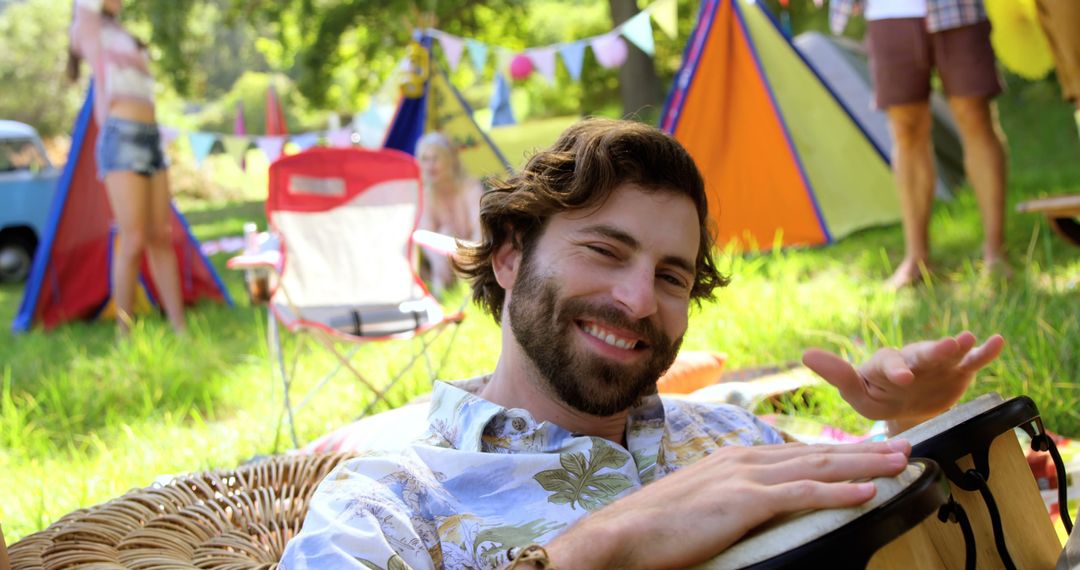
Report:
415,132,484,294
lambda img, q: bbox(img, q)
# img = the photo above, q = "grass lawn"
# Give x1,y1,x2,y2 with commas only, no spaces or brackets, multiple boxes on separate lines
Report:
1,81,1078,543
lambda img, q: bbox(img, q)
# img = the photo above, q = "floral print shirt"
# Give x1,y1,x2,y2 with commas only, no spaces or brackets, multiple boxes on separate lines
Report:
279,377,784,569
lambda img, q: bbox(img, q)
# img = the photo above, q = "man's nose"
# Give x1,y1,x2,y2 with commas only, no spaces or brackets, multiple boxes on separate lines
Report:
612,267,658,320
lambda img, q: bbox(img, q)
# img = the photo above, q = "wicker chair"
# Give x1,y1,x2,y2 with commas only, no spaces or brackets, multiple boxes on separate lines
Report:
7,453,355,569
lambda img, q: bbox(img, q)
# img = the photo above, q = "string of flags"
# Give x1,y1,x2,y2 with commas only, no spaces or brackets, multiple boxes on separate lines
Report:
157,103,396,169
157,0,677,170
428,0,677,83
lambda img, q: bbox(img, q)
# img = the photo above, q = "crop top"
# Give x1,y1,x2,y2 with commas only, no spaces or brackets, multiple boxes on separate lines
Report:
69,4,155,126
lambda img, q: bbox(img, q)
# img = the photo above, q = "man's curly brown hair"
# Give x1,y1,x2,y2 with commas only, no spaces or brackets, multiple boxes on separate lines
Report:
454,118,729,323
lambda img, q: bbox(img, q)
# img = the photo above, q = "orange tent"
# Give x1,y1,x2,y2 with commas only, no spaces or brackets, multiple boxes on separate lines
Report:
661,0,899,250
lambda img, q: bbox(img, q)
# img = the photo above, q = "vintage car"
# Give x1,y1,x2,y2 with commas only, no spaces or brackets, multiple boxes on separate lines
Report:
0,120,60,283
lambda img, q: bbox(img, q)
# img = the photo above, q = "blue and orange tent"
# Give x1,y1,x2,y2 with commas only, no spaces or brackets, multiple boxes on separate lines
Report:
662,0,900,250
12,86,232,332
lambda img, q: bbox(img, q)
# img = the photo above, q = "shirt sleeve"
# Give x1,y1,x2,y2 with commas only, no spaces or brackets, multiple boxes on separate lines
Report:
280,457,439,570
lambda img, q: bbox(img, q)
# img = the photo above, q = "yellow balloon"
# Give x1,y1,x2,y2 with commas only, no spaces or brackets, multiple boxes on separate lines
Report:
986,0,1055,80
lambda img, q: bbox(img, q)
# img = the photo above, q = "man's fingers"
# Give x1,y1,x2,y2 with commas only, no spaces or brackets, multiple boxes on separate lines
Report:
720,439,911,466
767,480,879,513
959,334,1005,373
802,349,861,394
757,451,908,485
879,349,915,386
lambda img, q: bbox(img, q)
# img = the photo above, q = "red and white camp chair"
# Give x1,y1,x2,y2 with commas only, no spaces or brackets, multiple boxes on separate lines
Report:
229,147,464,449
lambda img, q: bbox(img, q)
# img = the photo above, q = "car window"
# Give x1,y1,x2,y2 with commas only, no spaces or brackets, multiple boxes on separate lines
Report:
0,138,48,173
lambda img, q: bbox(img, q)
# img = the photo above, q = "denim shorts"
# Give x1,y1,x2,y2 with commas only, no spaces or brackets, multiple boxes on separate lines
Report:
96,117,169,180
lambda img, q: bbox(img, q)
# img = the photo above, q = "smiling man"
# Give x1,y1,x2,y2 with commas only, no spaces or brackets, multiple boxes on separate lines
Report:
279,119,1004,570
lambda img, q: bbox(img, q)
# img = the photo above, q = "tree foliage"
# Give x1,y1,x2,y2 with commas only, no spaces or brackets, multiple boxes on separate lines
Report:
0,0,84,136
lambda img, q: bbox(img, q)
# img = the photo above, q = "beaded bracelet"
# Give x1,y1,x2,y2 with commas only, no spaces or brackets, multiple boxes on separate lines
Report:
508,544,557,569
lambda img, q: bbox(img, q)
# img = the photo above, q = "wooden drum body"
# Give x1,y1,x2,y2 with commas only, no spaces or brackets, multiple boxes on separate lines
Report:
900,393,1064,569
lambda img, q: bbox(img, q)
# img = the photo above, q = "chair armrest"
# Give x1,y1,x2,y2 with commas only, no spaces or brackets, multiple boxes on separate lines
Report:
413,229,478,258
226,250,282,272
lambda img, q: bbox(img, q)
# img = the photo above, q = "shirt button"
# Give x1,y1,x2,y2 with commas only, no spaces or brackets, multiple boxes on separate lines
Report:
511,417,527,432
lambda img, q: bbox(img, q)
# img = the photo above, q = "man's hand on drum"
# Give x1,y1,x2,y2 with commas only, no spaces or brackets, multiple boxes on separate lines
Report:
542,439,912,570
801,331,1006,432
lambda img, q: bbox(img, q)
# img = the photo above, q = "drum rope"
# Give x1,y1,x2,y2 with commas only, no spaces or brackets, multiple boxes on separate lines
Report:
1038,434,1074,534
938,498,977,570
965,469,1017,570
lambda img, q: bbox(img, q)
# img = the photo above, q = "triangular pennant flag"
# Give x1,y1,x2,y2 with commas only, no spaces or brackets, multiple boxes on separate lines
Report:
649,0,678,39
527,47,557,84
495,47,514,76
466,38,488,72
159,125,181,146
291,132,321,151
221,136,250,167
435,30,466,71
490,72,516,127
590,33,629,69
256,135,286,162
189,132,217,167
621,10,655,55
558,41,587,81
327,127,354,148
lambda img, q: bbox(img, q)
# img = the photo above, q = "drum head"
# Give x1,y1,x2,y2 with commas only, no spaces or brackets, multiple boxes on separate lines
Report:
898,393,1005,447
695,459,948,570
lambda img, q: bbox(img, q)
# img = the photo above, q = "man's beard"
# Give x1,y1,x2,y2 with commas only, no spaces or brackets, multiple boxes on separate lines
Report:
507,256,682,416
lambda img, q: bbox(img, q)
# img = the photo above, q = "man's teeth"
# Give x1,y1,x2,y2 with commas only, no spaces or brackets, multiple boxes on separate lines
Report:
584,323,636,350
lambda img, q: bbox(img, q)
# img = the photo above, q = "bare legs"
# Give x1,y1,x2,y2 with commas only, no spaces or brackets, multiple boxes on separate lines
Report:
104,169,186,334
947,96,1008,270
886,103,936,289
885,96,1008,287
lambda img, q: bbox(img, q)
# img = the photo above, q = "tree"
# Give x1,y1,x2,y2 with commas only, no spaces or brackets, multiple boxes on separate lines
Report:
0,0,84,136
608,0,664,119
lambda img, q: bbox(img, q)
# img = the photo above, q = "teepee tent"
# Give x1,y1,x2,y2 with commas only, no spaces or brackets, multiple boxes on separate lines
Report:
12,85,233,332
384,36,512,179
661,0,900,250
793,31,965,198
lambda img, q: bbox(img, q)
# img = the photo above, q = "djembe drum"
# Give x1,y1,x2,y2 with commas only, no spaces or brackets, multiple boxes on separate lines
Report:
696,459,976,569
898,393,1071,569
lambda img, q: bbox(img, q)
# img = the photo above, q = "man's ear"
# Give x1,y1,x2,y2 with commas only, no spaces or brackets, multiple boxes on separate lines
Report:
492,234,521,290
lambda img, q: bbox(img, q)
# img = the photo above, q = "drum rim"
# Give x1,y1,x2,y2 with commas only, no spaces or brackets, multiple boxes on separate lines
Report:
909,396,1040,473
741,458,950,569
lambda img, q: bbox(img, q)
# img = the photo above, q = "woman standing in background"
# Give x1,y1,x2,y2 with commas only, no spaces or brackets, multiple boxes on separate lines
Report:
68,0,186,334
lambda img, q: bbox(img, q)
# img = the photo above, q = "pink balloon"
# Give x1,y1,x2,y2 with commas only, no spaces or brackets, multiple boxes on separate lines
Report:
509,54,534,81
592,35,628,69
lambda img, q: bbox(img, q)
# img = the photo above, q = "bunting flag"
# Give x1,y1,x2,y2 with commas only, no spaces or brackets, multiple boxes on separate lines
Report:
495,47,514,77
425,67,511,177
189,132,217,167
256,135,286,162
649,0,679,39
159,125,180,147
433,30,466,71
621,11,656,55
466,38,488,72
291,132,321,151
222,136,250,166
558,41,587,81
527,46,557,84
327,127,355,148
490,72,516,127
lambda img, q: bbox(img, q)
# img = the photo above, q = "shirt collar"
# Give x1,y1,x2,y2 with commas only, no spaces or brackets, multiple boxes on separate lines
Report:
426,378,668,461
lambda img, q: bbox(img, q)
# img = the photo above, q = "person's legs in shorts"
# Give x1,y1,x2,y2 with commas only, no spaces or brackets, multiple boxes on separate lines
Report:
868,18,937,288
935,21,1009,274
97,118,184,333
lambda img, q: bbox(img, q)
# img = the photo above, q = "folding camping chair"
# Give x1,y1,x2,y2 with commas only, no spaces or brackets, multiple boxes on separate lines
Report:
229,147,465,449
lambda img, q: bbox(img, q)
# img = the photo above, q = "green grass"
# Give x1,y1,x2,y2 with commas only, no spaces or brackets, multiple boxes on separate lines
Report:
1,83,1079,543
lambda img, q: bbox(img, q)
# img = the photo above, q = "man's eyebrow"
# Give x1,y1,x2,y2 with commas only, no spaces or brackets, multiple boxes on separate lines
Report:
580,224,696,276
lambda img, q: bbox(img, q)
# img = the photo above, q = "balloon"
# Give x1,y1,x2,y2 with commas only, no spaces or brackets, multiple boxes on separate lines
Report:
593,35,628,69
509,54,534,81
